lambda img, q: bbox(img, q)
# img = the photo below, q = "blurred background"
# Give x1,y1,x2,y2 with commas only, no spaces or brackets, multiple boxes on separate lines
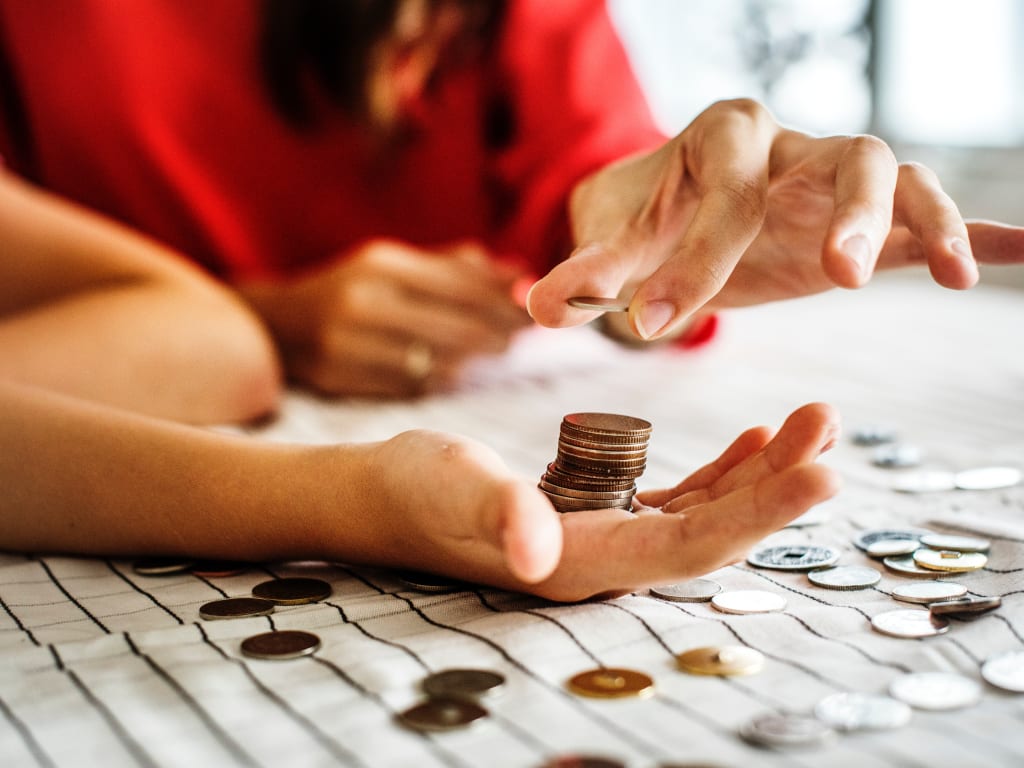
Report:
610,0,1024,289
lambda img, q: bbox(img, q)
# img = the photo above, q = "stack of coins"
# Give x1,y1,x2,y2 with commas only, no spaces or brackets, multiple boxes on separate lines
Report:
538,413,651,513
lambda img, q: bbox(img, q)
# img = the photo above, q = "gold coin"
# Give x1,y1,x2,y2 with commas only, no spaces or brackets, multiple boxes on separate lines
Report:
567,667,654,699
912,549,987,572
677,645,765,677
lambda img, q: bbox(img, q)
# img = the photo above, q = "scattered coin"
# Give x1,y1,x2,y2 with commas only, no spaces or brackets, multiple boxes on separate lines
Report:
132,557,195,576
873,444,922,469
397,697,488,732
711,590,786,615
189,561,250,578
808,565,881,590
567,296,630,313
954,466,1022,491
739,713,837,748
919,533,991,553
747,544,840,571
813,692,912,731
240,630,321,660
980,650,1024,693
882,555,939,577
890,581,968,605
199,597,275,621
851,425,898,447
866,539,921,558
890,470,957,494
540,757,626,768
889,672,982,710
251,577,332,604
853,528,930,552
870,609,949,638
396,570,463,593
422,669,505,701
567,667,654,699
929,595,1001,617
650,579,722,603
676,645,765,677
913,549,987,572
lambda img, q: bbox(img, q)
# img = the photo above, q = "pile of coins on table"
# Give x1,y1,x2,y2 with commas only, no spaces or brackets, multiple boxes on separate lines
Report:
537,412,652,513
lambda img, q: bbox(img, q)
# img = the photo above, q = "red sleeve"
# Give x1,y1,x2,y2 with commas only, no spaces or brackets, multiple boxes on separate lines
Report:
491,0,666,273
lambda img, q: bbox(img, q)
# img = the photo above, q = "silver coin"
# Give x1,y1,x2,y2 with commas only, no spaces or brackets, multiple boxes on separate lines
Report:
711,590,787,615
422,669,505,700
891,470,957,494
889,672,982,710
397,697,488,732
567,296,630,312
747,544,840,571
199,597,275,621
650,579,722,603
132,557,195,576
954,466,1022,491
396,570,462,593
813,692,912,731
852,424,898,447
739,713,837,748
240,630,321,660
871,609,950,638
883,554,939,576
873,444,922,469
929,595,1001,616
890,581,968,605
866,539,921,558
251,577,332,605
808,565,881,590
981,650,1024,693
913,549,988,572
852,528,930,552
919,533,991,553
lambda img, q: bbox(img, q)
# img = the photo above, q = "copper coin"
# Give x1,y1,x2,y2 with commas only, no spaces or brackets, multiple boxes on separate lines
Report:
190,560,250,577
567,667,654,699
562,413,652,437
929,595,1001,616
541,757,627,768
677,645,764,676
251,577,332,604
422,669,505,700
396,570,462,593
397,697,488,732
199,597,275,621
240,630,320,660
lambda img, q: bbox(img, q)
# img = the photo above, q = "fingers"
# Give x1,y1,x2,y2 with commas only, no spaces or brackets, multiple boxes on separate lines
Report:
490,480,563,583
962,220,1024,265
525,243,636,328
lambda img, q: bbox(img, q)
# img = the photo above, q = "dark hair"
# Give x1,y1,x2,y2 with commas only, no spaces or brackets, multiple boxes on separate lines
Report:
259,0,506,128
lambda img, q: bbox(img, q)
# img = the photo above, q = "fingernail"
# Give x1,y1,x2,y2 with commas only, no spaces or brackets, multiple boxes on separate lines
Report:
950,237,973,262
635,300,677,340
841,234,871,280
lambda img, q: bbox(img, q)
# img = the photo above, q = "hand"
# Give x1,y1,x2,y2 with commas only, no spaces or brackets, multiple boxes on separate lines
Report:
527,99,1024,341
359,402,840,602
241,239,532,397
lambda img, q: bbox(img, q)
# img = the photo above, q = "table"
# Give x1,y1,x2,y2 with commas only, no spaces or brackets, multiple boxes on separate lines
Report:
3,276,1023,767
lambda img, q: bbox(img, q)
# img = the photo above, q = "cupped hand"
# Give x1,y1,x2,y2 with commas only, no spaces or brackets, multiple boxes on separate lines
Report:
361,402,841,602
528,99,1024,341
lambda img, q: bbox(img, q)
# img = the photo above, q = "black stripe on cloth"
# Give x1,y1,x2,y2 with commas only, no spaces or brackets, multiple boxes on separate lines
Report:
990,613,1024,647
0,587,39,646
189,573,230,599
121,631,259,767
104,560,184,625
0,692,56,768
734,565,874,620
33,557,109,633
194,621,366,768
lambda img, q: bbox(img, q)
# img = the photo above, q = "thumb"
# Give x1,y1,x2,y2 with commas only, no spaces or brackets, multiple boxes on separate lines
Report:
491,480,563,583
526,243,635,328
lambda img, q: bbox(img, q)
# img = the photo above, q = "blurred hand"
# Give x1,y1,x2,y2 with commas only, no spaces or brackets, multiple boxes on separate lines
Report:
528,98,1024,340
242,240,532,397
359,402,841,602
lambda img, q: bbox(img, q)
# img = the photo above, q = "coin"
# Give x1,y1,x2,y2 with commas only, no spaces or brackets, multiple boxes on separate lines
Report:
890,470,957,494
852,528,930,552
650,579,722,603
808,565,881,590
567,667,654,699
251,577,332,604
397,697,488,732
870,609,949,638
866,539,921,558
873,444,922,469
747,544,840,571
676,645,765,676
540,757,626,768
928,595,1001,616
395,570,463,593
199,597,275,621
739,713,837,748
132,557,195,576
711,590,786,615
954,466,1022,491
889,672,982,710
890,581,967,605
919,533,991,553
913,549,987,572
882,554,938,576
852,424,898,446
562,413,652,437
240,630,321,660
813,692,912,731
981,650,1024,693
422,669,505,700
567,296,630,313
190,561,250,578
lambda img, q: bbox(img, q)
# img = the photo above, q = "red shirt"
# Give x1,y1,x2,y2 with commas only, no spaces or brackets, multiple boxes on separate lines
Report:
0,0,665,281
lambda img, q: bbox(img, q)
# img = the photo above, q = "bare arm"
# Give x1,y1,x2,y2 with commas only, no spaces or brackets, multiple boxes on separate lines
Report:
0,170,281,424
